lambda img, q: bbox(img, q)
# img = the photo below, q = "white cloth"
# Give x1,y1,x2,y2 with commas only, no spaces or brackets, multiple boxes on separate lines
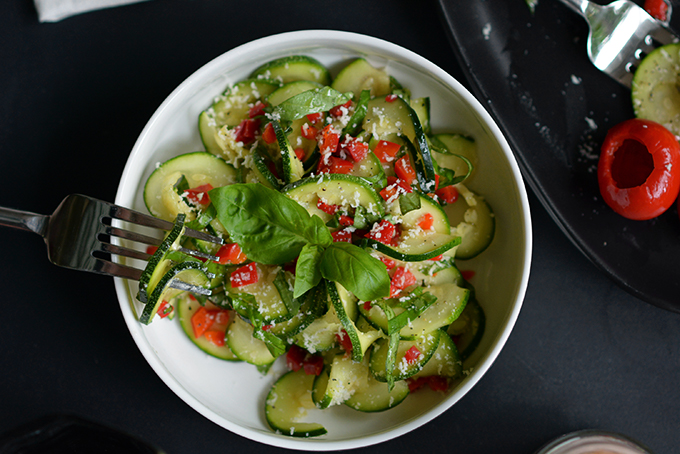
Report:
35,0,149,22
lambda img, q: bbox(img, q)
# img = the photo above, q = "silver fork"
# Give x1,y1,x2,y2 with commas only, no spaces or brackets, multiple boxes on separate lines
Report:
0,194,223,295
559,0,678,87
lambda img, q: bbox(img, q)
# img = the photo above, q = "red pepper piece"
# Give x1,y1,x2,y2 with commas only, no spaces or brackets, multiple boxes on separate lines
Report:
248,100,267,118
262,122,276,144
365,219,397,245
300,123,318,140
316,199,339,215
390,266,416,297
341,136,369,162
461,270,476,281
286,345,307,372
303,354,324,376
203,330,226,347
184,183,214,206
417,213,434,230
329,100,352,117
215,243,247,265
306,112,324,124
331,229,352,243
328,156,354,174
336,329,353,354
403,346,422,365
338,214,354,227
230,262,259,288
233,118,261,145
157,300,173,318
294,148,306,161
373,140,401,163
385,94,399,102
191,306,217,338
379,256,397,270
435,185,459,204
395,155,416,185
319,125,340,157
644,0,668,21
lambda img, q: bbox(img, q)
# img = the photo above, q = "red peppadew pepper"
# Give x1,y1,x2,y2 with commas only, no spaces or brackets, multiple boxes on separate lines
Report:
597,118,680,220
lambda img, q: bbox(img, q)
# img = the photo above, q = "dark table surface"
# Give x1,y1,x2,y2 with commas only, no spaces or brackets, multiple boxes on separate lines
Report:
1,1,679,453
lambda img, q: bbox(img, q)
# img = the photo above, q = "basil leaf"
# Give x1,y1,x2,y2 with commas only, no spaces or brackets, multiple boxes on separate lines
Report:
398,192,421,214
273,86,351,122
377,302,400,392
319,242,390,302
273,269,300,315
209,184,332,264
341,89,370,137
294,244,324,298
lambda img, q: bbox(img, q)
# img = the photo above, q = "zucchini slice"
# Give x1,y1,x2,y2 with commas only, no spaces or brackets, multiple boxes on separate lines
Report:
265,369,327,437
312,353,365,408
226,316,277,366
444,184,495,260
143,152,238,222
632,43,680,136
363,233,461,262
272,120,304,184
282,173,385,223
331,58,391,100
447,298,486,361
410,330,462,379
199,78,280,155
177,295,239,361
250,55,331,85
431,133,478,183
369,330,441,383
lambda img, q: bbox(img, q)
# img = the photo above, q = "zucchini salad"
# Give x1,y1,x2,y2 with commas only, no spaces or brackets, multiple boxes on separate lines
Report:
138,55,494,437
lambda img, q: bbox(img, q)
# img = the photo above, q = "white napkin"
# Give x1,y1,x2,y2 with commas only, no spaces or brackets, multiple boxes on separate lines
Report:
35,0,149,22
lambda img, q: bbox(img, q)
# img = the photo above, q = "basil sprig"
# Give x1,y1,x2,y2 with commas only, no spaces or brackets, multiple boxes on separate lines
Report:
209,184,390,302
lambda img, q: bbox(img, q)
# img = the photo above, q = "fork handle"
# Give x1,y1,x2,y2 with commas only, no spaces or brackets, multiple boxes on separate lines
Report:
558,0,591,17
0,206,48,237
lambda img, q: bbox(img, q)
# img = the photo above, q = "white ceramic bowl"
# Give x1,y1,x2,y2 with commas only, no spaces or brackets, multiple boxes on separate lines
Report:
114,30,532,450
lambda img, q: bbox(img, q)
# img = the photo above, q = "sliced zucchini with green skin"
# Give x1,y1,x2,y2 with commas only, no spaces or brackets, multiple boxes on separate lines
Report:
226,316,276,366
431,133,478,182
348,150,387,186
270,283,325,338
327,281,382,362
137,214,186,305
265,369,327,438
312,353,367,408
331,58,391,100
363,96,436,192
369,329,441,382
410,330,462,379
250,55,331,86
177,295,239,361
632,43,680,136
359,283,468,339
447,298,485,361
444,184,495,260
293,303,342,353
363,233,461,262
386,191,450,233
272,120,304,183
344,371,409,412
199,78,279,154
410,97,431,135
249,146,283,189
282,173,384,223
227,264,292,323
139,260,211,325
144,152,238,222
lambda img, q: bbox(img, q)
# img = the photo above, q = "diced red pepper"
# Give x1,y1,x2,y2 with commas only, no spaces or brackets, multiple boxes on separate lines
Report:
286,345,307,372
302,354,324,376
373,140,401,163
427,376,449,392
233,118,261,145
435,185,459,204
300,123,318,140
230,262,259,288
363,300,373,311
262,122,277,144
306,112,324,124
215,310,230,326
248,101,267,118
338,214,354,227
644,0,668,21
191,306,217,338
407,377,429,392
319,125,340,156
379,177,412,202
461,270,476,281
385,94,399,102
331,229,352,243
395,155,416,186
203,329,226,347
418,213,434,230
341,136,369,162
390,266,416,297
215,243,247,265
379,256,397,270
336,329,353,354
329,100,352,117
261,324,272,331
184,183,214,206
294,148,306,161
431,254,443,261
146,245,158,255
316,199,339,215
157,300,173,318
329,156,354,174
404,346,422,364
365,219,397,245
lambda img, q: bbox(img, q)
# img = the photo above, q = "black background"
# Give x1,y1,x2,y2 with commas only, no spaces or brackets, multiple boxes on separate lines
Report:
1,1,679,453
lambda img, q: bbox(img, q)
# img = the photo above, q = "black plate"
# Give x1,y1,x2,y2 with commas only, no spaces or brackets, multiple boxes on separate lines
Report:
437,0,680,312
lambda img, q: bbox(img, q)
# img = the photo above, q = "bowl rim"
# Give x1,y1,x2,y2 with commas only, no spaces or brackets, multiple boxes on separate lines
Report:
114,29,532,451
